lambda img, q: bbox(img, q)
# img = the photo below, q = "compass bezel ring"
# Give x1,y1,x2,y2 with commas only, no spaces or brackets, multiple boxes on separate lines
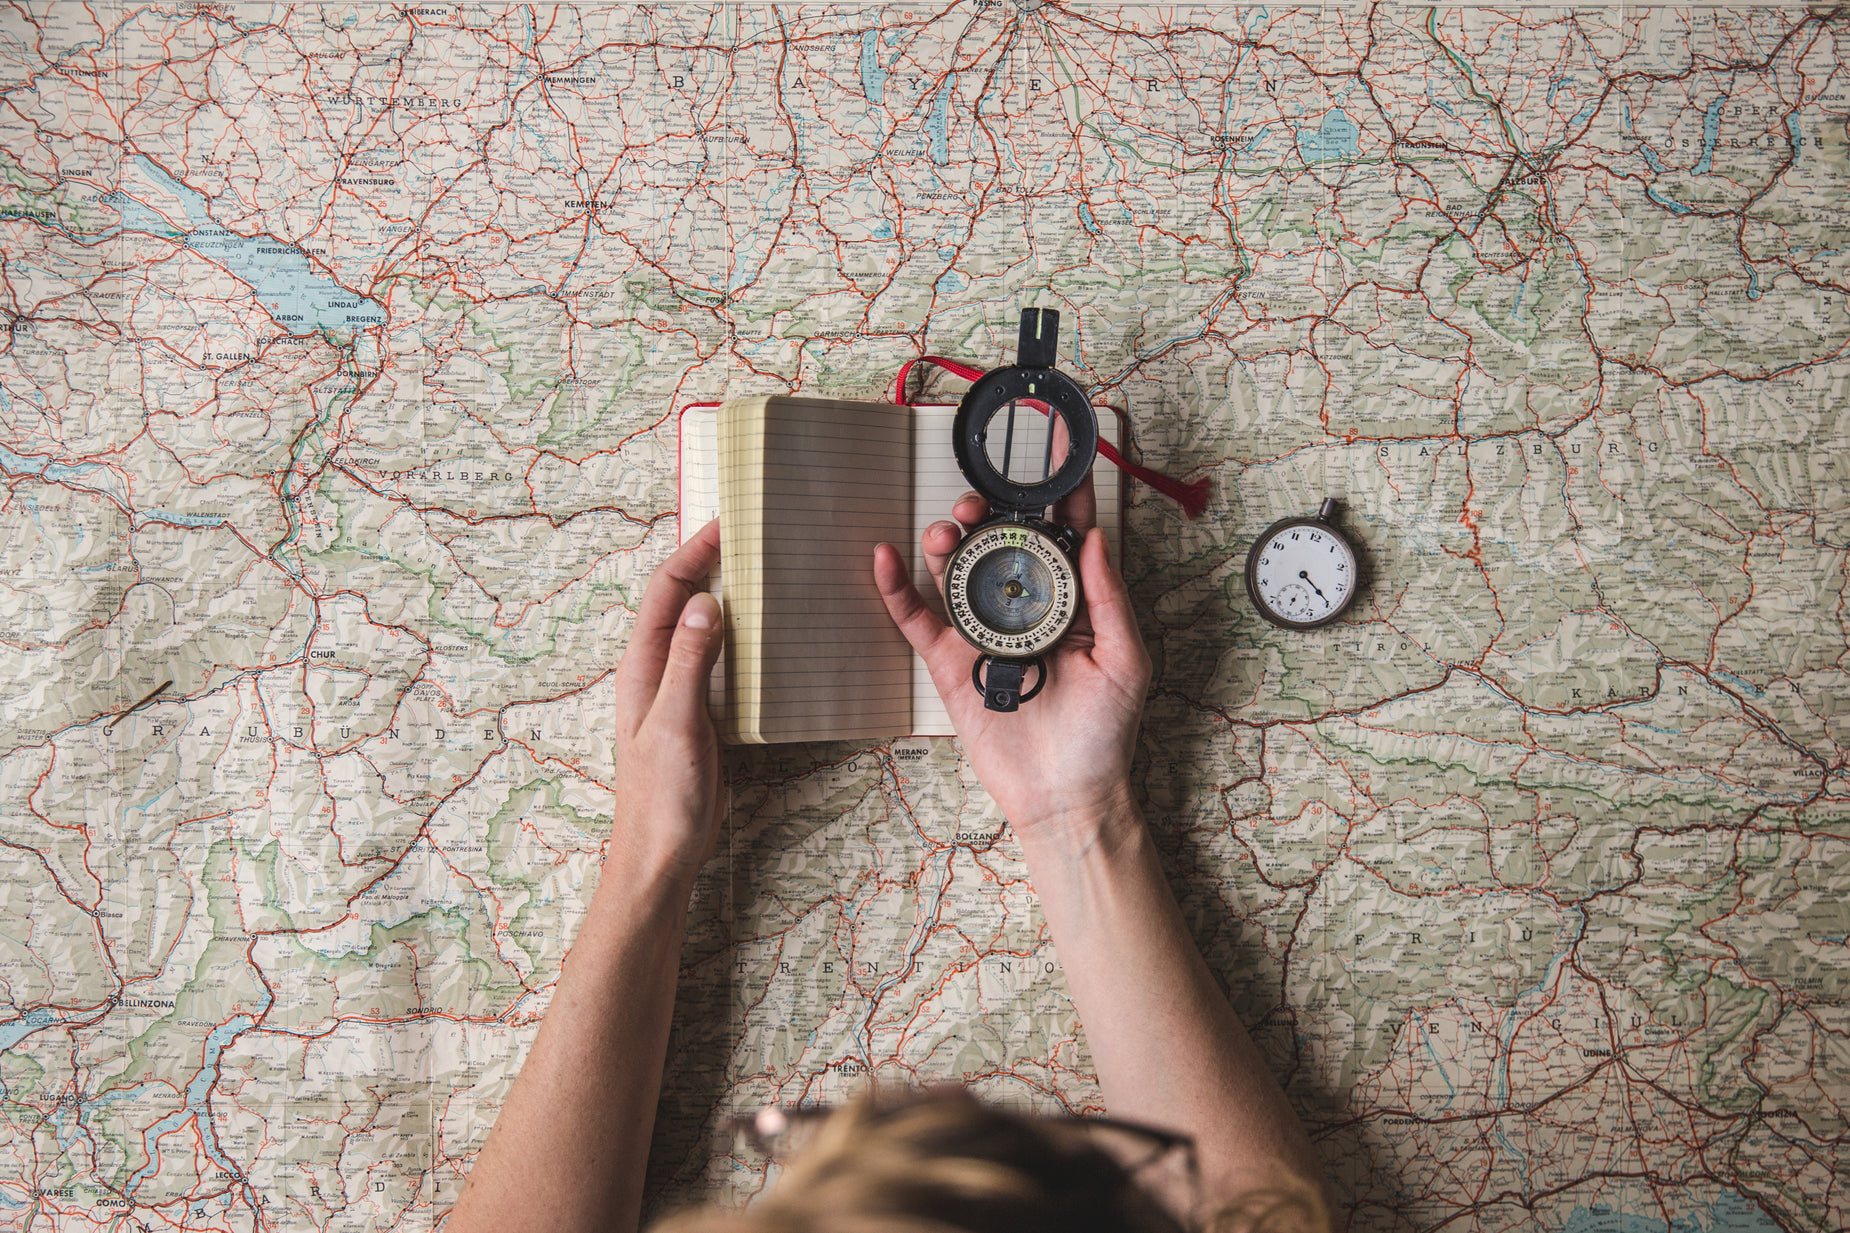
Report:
951,365,1098,516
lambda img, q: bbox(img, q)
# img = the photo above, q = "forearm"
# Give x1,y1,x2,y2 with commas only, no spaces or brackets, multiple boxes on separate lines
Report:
446,860,696,1233
1017,794,1323,1205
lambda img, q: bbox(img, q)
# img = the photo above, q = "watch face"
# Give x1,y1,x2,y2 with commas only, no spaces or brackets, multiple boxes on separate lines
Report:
1245,518,1359,630
945,522,1080,658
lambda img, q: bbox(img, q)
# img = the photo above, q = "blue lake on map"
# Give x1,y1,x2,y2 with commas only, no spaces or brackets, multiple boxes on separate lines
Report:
0,441,131,507
0,1008,55,1052
1299,110,1359,162
928,87,950,164
110,156,385,336
142,510,227,528
859,30,887,105
1646,185,1692,215
99,188,178,236
1695,96,1726,174
124,1012,260,1193
1558,1192,1781,1233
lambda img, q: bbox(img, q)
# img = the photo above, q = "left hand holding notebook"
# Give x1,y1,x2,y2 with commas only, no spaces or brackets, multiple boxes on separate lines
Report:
874,473,1154,846
610,517,728,883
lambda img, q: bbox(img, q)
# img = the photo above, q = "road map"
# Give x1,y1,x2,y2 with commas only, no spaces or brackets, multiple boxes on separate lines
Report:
1,3,1847,1230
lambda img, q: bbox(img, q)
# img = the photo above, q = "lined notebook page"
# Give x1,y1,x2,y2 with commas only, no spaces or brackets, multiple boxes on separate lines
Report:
718,398,769,739
907,405,1123,736
722,396,914,743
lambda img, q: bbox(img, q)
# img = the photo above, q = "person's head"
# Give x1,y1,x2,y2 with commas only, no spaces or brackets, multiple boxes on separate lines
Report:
652,1088,1326,1233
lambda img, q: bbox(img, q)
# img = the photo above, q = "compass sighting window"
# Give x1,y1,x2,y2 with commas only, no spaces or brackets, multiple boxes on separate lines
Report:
980,399,1071,486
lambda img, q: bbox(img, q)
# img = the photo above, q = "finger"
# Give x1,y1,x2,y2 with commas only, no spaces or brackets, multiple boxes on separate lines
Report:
952,492,988,527
1051,466,1098,535
1037,410,1094,534
1076,527,1149,681
876,542,986,715
617,518,720,723
647,590,725,736
878,540,998,721
921,519,961,595
874,542,960,661
1048,405,1072,476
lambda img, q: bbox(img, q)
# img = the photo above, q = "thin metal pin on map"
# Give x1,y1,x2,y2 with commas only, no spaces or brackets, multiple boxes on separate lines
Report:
107,680,173,732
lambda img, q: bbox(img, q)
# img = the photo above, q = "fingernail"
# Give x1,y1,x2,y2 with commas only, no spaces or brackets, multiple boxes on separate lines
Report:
681,592,719,629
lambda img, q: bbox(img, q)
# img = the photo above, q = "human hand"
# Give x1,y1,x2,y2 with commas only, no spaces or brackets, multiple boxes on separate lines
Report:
610,518,725,884
873,475,1152,846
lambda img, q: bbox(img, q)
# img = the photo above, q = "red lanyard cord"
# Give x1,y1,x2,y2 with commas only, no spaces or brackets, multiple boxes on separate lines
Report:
892,356,1209,519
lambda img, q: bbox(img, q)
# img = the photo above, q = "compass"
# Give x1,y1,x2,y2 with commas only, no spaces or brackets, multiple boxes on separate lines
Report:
942,307,1097,711
1244,498,1361,631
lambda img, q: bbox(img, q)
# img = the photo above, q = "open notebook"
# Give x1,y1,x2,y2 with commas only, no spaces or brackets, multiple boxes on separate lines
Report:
680,396,1122,744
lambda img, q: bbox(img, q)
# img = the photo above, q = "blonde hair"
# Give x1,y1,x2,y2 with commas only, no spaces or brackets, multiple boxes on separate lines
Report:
651,1089,1327,1233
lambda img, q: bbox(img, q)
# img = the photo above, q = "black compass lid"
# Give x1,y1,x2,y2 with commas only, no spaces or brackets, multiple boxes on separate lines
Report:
951,308,1099,516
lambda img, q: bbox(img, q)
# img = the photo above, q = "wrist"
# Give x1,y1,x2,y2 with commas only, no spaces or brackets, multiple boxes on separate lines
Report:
599,816,712,904
1011,780,1145,864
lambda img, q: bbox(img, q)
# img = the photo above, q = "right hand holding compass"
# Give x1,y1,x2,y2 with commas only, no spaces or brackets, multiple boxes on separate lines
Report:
873,472,1152,841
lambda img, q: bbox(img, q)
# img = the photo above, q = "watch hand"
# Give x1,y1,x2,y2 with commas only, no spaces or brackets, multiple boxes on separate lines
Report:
1298,569,1328,601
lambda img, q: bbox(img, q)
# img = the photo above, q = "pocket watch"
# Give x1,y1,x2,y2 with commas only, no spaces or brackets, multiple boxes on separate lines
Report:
1244,498,1360,630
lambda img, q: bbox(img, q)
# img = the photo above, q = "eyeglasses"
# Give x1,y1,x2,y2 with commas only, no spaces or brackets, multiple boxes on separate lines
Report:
729,1102,1200,1229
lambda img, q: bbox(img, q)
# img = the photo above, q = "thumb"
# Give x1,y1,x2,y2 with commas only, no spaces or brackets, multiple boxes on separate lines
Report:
1078,529,1150,682
875,541,952,656
649,591,724,732
874,542,979,711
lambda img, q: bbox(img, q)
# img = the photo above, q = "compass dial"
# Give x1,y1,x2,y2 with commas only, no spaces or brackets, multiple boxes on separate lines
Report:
944,522,1080,658
966,542,1056,633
